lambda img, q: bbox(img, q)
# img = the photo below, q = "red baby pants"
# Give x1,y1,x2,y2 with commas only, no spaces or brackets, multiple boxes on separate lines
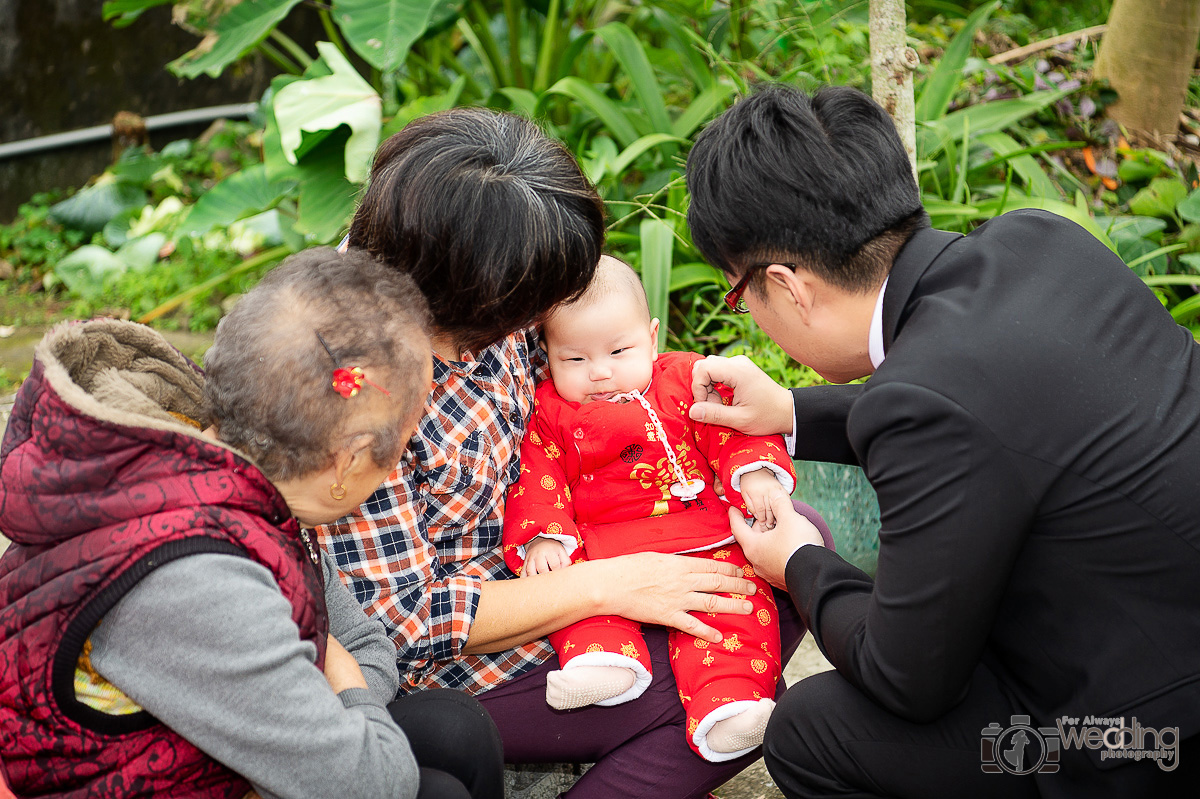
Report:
548,544,782,760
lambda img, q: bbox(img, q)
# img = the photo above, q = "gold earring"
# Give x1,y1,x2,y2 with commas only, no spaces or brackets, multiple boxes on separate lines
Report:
330,482,347,501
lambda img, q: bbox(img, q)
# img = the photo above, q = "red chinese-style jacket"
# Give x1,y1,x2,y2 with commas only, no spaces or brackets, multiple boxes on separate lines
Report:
503,351,794,568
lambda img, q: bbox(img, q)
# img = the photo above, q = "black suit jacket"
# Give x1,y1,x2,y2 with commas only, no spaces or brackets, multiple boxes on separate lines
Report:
786,210,1200,777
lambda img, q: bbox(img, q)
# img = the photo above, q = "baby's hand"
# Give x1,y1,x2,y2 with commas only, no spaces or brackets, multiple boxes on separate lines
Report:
738,468,788,530
523,536,571,577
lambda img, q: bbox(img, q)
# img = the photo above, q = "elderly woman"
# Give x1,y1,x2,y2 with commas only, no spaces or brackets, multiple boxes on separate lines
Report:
0,249,502,799
321,108,831,798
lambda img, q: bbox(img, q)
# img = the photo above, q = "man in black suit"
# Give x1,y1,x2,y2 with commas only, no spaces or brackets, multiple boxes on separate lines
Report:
684,84,1200,797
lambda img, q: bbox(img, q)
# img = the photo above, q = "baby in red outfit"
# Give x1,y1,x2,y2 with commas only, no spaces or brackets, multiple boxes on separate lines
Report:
502,256,796,761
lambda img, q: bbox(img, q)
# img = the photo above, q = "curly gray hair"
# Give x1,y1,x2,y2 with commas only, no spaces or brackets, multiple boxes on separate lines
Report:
203,247,431,481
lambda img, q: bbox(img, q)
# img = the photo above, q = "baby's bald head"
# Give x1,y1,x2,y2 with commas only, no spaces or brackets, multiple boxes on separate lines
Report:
544,255,649,342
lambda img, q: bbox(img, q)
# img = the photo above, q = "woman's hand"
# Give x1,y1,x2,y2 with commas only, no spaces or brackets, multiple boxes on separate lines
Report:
589,552,761,643
468,548,760,653
323,635,369,694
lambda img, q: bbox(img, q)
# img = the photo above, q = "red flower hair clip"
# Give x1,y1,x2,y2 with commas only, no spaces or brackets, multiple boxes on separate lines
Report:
317,332,391,399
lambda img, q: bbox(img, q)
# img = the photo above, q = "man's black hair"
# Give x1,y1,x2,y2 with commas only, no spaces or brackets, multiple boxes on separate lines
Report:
686,84,927,293
349,107,605,354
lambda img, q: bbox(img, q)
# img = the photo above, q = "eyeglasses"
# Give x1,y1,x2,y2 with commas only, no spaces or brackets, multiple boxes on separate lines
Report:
723,263,795,314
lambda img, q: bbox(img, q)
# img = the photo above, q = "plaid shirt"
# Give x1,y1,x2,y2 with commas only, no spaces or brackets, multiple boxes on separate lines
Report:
316,331,555,695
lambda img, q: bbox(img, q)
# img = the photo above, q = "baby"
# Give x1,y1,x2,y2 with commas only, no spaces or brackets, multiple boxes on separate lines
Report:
502,256,796,762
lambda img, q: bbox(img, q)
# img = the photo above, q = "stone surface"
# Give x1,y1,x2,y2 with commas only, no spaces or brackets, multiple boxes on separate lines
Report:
794,460,881,575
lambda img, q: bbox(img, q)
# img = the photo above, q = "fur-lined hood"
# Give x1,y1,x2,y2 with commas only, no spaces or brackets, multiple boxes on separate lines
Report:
0,319,278,546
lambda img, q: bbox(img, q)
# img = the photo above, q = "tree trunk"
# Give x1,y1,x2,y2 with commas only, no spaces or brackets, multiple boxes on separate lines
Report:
1094,0,1200,136
869,0,919,179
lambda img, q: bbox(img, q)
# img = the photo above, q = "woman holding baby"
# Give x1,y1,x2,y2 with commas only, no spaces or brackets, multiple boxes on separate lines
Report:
319,107,832,798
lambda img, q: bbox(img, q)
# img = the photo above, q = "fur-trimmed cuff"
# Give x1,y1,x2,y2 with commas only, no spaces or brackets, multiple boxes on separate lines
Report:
729,462,796,495
516,533,579,563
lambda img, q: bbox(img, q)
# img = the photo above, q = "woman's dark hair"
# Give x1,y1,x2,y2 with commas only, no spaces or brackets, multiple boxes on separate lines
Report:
687,83,927,294
348,107,605,354
203,247,432,481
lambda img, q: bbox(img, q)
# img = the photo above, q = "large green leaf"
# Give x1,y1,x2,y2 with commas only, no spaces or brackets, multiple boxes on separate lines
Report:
114,233,168,271
915,1,999,123
49,177,147,234
919,89,1070,161
1128,178,1188,220
171,0,304,79
286,127,360,244
273,42,382,183
672,83,736,140
669,263,723,292
1177,188,1200,223
381,77,467,139
610,134,688,179
177,164,296,238
261,83,356,244
333,0,441,72
976,132,1061,199
639,218,674,348
595,23,672,136
102,0,174,28
543,77,640,148
498,88,539,120
55,246,126,300
1101,215,1168,240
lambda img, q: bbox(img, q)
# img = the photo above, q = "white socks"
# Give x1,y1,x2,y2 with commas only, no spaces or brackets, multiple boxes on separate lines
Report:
546,662,776,763
705,697,775,755
546,665,637,710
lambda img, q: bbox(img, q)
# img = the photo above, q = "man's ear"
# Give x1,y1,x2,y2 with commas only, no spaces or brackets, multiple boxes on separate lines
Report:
765,263,817,322
649,318,660,360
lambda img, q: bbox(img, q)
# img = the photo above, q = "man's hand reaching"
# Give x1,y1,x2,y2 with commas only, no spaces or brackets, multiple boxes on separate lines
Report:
690,355,793,437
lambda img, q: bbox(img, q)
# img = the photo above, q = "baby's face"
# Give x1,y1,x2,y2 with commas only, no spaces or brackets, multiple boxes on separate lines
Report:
544,294,658,404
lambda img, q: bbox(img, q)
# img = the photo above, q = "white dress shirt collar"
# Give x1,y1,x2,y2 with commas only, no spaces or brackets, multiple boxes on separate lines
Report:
868,276,889,369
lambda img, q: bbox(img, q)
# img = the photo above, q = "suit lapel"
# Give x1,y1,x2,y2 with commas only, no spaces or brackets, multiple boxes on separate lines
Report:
882,227,963,351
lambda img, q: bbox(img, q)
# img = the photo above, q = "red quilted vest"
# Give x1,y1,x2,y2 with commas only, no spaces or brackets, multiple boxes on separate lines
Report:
0,324,328,798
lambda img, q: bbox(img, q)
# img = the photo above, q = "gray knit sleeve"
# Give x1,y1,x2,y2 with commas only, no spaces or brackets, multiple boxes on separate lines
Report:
88,553,418,799
321,549,401,704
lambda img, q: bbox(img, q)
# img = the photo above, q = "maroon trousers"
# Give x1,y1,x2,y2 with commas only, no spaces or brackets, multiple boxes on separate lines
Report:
477,502,833,799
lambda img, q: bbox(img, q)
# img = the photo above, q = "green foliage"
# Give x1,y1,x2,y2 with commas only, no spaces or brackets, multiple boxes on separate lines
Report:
54,236,167,301
915,1,1000,123
172,0,306,79
273,42,383,183
14,0,1189,347
0,193,87,282
334,0,445,72
1,123,281,331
